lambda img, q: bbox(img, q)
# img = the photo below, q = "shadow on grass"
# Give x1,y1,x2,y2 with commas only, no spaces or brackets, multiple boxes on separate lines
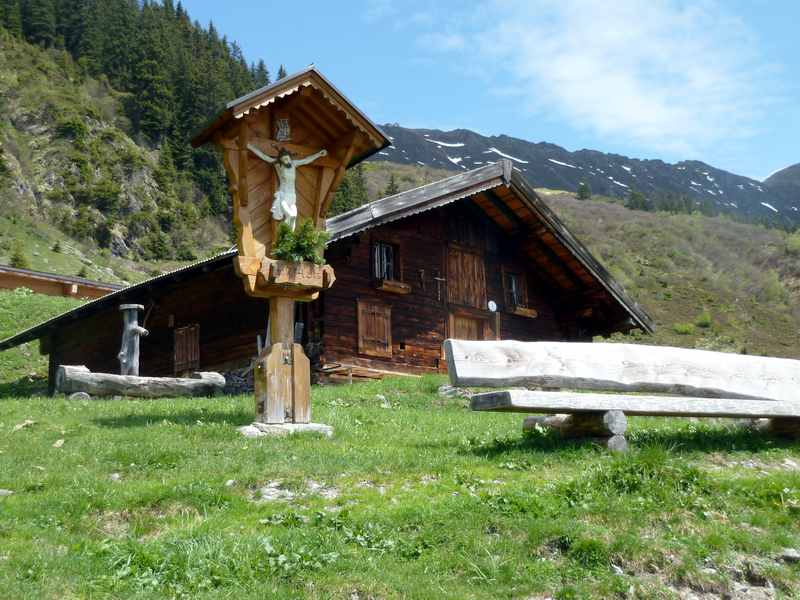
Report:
0,376,49,399
465,426,798,458
93,408,252,429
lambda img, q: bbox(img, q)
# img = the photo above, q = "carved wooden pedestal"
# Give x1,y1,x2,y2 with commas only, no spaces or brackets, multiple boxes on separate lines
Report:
250,259,335,425
255,297,311,424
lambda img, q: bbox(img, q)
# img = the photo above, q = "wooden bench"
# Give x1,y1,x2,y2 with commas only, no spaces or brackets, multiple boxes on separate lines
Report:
443,340,800,451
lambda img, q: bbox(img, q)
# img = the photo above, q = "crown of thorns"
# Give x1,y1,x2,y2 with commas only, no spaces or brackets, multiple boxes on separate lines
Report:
277,148,293,160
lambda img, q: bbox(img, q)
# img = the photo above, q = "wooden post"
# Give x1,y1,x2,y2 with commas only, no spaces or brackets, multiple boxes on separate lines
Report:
254,297,311,424
118,304,148,376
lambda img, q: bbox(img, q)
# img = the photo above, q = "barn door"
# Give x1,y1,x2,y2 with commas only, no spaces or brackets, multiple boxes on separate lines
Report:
451,314,483,340
174,324,200,375
357,300,392,358
446,247,486,309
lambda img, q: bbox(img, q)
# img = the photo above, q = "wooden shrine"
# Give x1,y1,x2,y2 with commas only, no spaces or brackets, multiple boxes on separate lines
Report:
192,67,388,426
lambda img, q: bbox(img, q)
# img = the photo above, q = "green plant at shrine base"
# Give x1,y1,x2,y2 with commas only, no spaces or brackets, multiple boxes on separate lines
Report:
271,220,330,265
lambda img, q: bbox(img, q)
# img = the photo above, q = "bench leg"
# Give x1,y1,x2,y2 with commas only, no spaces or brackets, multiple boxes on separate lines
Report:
765,417,800,439
745,418,800,439
523,410,628,452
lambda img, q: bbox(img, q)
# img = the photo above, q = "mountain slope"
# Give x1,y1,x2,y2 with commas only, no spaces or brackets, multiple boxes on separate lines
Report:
372,125,798,228
764,163,800,207
0,31,231,272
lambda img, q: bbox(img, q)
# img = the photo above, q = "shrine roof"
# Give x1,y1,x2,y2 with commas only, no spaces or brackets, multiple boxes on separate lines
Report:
191,66,390,167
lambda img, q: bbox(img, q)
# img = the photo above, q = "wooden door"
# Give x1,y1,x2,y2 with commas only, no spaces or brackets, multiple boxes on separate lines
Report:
174,324,200,375
450,314,484,341
357,300,392,358
446,247,486,309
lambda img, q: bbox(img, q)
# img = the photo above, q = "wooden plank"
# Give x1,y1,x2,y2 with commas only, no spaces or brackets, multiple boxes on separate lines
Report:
262,343,290,423
444,340,800,402
292,343,311,423
471,390,800,418
238,120,249,206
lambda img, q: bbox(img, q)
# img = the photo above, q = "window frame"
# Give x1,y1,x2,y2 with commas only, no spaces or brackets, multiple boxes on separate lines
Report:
371,241,399,282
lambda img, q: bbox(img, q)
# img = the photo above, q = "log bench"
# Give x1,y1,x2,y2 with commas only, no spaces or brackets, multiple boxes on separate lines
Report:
443,340,800,451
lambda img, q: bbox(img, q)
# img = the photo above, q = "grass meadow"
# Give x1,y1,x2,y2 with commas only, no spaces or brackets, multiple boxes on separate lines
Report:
1,376,799,599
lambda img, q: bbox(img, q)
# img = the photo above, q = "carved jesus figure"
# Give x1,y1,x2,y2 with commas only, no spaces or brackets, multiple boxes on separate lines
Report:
247,144,327,230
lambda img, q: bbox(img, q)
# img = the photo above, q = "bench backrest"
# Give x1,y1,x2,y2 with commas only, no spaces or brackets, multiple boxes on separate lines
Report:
443,340,800,403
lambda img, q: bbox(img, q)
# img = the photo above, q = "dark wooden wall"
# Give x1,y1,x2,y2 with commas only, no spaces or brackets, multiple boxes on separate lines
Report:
44,200,597,386
317,202,580,374
48,266,268,379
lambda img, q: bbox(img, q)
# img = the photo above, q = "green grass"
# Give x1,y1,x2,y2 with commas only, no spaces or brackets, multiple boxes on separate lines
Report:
0,288,84,395
0,377,798,599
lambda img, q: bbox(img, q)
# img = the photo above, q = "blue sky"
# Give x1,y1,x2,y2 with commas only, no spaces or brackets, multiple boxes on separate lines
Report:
182,0,799,181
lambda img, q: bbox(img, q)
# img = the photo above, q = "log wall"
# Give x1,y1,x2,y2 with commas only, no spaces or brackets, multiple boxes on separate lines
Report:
319,203,580,374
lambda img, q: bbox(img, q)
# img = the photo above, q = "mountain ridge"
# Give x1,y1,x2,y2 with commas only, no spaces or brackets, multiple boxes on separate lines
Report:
371,124,799,228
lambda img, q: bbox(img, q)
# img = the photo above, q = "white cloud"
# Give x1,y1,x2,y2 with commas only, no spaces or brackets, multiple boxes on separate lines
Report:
405,0,780,156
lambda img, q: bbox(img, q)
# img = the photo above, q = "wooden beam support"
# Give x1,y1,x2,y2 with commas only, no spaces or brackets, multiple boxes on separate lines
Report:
238,119,249,207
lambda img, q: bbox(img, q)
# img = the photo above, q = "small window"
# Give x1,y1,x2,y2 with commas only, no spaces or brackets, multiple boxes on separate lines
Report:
372,242,397,281
504,271,525,308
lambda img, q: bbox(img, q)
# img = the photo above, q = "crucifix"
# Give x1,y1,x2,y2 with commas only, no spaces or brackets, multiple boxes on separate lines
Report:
247,144,327,230
191,67,388,434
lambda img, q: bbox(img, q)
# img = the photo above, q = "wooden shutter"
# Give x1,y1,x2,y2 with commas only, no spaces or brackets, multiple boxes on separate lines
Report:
174,324,200,375
447,248,486,309
357,300,392,358
451,314,484,340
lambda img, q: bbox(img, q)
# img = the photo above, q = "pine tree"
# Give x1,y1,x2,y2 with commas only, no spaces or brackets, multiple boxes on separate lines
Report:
22,0,56,47
626,190,650,211
330,165,369,216
129,2,173,142
277,64,286,79
2,0,23,36
384,173,399,196
253,58,269,87
9,240,30,269
576,181,591,200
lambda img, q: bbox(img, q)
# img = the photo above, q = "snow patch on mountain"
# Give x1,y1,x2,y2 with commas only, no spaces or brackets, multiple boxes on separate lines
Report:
425,138,465,148
548,158,577,169
484,147,528,164
761,202,779,213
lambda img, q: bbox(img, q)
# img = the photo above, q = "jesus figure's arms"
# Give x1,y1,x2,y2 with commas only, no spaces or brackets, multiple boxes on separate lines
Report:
247,144,277,164
294,148,328,166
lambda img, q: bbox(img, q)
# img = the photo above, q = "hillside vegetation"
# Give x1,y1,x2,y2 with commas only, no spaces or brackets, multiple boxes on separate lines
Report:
541,189,800,357
0,31,233,266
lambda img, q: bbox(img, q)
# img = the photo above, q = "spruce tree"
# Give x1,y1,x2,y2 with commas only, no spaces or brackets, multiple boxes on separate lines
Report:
22,0,56,47
329,165,369,215
626,190,650,211
576,181,591,200
384,173,399,196
253,58,269,87
277,64,287,79
2,0,23,36
9,240,30,269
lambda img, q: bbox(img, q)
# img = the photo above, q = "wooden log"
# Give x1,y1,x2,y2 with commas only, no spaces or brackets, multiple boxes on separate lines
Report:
444,339,800,402
523,410,627,436
522,414,628,452
56,365,225,398
472,390,800,419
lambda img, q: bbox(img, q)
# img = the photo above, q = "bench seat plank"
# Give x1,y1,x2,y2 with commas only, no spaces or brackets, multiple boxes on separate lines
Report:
472,390,800,419
445,340,800,402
